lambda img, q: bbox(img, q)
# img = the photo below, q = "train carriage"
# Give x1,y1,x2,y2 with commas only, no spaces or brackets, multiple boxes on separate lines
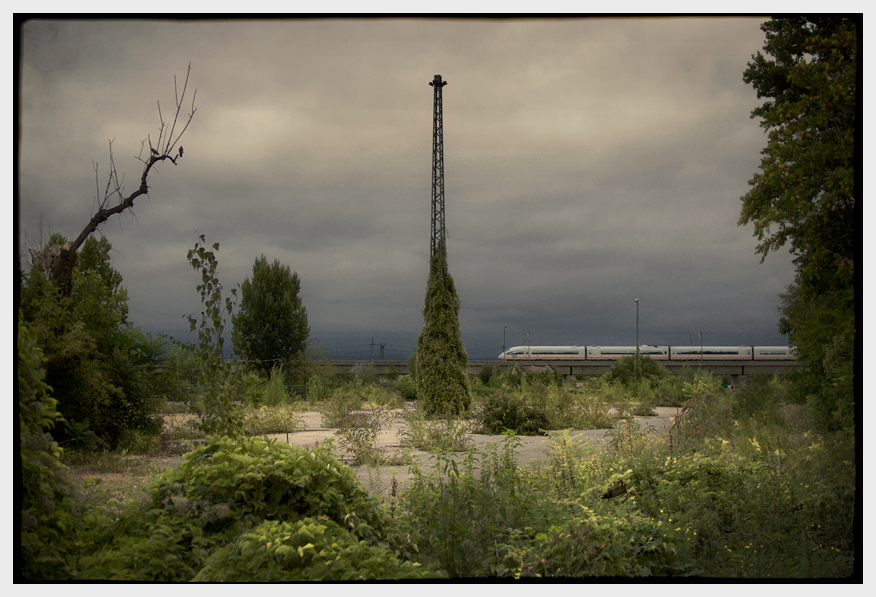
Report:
668,346,752,359
499,346,586,359
585,345,669,360
752,346,796,359
499,344,794,361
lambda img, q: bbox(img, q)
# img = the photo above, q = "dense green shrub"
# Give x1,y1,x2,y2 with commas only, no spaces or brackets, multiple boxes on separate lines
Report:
603,355,670,387
193,518,440,581
261,364,291,406
477,364,498,385
394,374,417,401
622,446,854,577
731,374,790,423
19,313,78,579
649,376,686,407
236,369,265,406
522,505,686,577
319,385,363,428
64,435,438,581
74,508,214,581
383,363,400,382
150,436,394,545
472,385,614,435
473,391,550,435
500,366,522,387
162,342,202,402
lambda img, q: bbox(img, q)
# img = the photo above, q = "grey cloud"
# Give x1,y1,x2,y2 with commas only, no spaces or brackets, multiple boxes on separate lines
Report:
17,17,796,358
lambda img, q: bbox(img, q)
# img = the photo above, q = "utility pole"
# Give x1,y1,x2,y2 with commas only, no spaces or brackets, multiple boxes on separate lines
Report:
369,331,376,364
429,74,448,268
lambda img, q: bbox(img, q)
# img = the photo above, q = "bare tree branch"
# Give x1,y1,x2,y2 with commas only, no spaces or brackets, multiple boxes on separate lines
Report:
29,64,197,295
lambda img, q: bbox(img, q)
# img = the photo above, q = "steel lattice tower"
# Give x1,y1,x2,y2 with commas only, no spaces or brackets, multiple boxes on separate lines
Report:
429,74,448,266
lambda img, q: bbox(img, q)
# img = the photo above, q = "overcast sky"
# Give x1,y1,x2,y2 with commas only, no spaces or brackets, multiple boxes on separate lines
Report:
17,17,802,360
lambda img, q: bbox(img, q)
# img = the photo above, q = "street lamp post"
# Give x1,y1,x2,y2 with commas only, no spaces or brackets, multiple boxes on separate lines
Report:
635,299,640,384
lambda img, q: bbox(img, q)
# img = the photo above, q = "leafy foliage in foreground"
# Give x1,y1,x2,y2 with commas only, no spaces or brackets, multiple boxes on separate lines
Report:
19,313,78,580
193,517,436,581
395,374,855,578
149,436,393,542
64,436,439,580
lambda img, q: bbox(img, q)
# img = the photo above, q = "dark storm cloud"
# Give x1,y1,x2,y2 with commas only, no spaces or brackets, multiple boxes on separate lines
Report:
17,17,797,358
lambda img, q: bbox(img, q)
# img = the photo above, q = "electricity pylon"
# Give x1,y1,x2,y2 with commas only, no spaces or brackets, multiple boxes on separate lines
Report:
429,74,448,267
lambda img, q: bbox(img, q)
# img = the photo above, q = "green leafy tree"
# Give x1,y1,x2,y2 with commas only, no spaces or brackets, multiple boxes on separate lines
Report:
19,236,162,450
416,248,471,415
232,255,309,377
739,17,856,431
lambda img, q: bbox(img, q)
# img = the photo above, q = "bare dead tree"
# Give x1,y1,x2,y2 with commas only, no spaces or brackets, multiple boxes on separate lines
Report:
29,64,197,295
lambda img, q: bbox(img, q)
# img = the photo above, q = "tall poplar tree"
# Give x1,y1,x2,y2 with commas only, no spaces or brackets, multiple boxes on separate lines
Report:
232,255,309,376
416,247,471,415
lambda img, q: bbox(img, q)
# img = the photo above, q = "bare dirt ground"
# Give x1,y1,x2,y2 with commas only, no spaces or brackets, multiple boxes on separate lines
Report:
67,405,679,505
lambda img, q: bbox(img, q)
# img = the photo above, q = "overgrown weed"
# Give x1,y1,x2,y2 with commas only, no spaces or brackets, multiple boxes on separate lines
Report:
398,405,472,452
241,404,305,436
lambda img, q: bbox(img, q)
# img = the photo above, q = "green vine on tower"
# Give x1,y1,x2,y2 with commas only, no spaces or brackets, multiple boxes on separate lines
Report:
415,244,471,415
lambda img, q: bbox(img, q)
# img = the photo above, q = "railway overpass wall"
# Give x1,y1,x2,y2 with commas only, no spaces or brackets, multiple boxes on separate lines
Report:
330,359,801,384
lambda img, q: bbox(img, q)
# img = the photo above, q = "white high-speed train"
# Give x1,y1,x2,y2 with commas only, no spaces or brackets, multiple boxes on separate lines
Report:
498,345,795,360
